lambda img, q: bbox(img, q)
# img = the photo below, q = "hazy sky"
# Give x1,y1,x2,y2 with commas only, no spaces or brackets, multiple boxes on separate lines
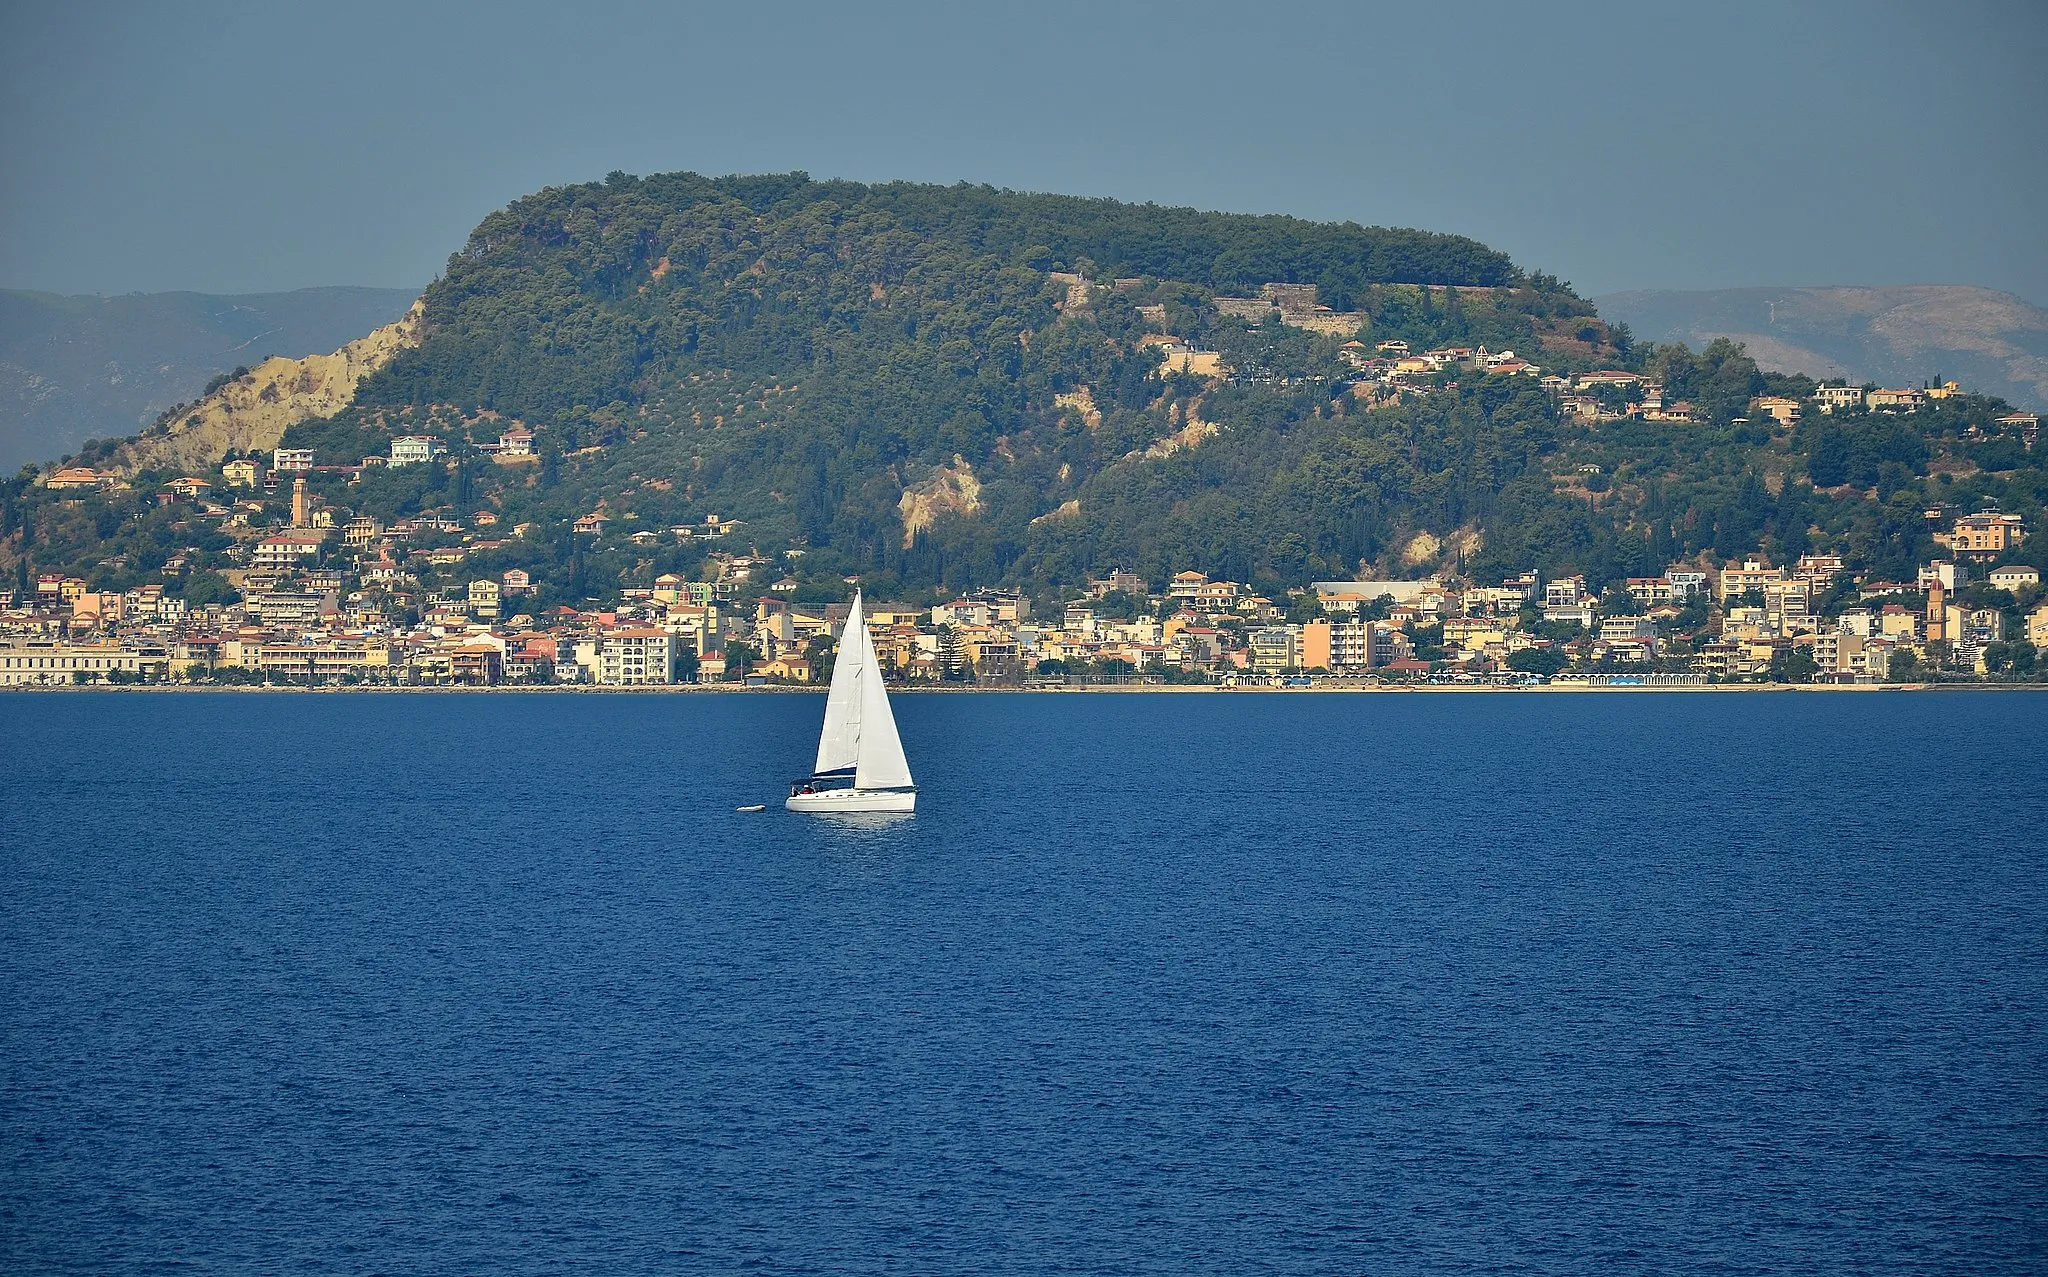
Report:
4,0,2044,303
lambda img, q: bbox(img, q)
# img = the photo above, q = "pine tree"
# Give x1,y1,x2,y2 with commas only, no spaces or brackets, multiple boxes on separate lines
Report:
936,624,969,680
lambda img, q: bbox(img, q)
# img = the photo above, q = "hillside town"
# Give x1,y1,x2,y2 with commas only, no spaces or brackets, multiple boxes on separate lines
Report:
1,487,2039,687
6,286,2043,689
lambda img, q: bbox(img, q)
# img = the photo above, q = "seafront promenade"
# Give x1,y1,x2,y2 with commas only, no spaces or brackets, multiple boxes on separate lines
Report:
4,679,2033,695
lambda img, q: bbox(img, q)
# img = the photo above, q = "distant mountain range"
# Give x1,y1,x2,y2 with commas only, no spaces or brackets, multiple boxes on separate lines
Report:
1597,285,2048,412
0,286,420,470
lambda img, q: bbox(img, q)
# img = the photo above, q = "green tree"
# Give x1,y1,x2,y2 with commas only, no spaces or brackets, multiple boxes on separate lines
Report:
179,571,237,608
1286,591,1326,623
936,624,970,680
723,640,757,678
1600,582,1642,616
1771,646,1817,684
1506,647,1567,676
805,633,835,682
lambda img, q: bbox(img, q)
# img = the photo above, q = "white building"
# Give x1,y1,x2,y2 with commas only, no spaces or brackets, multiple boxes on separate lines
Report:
1666,570,1710,602
1813,385,1865,413
597,629,674,685
0,641,169,684
1599,616,1655,641
1919,562,1968,592
250,532,326,572
390,436,448,467
1544,576,1588,609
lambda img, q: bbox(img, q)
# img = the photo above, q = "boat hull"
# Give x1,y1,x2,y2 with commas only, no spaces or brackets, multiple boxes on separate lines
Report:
785,787,917,814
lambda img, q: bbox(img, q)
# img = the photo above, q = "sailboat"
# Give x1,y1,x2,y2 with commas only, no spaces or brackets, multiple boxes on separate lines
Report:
787,590,917,813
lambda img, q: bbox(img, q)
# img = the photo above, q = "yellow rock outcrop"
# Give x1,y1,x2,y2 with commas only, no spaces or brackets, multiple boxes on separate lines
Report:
1054,387,1102,429
105,300,424,475
1030,498,1081,526
898,457,981,546
1128,399,1219,461
1401,531,1443,566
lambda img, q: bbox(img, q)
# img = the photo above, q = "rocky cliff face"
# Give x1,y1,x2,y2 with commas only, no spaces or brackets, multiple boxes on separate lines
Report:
102,300,423,475
0,285,420,471
898,457,981,547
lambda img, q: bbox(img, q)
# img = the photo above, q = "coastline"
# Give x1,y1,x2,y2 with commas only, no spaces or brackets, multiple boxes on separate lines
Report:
3,681,2039,695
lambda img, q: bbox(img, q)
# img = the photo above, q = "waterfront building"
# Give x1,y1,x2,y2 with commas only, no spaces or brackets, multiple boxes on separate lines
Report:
0,641,169,684
1249,625,1301,672
597,629,675,685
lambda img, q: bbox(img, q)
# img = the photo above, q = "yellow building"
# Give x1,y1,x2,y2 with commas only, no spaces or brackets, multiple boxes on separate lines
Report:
1717,560,1784,603
1879,606,1920,640
1443,617,1510,655
1813,385,1864,413
867,606,927,629
959,626,1021,676
254,643,392,679
868,625,924,673
1945,512,2024,556
757,654,813,682
1752,396,1803,427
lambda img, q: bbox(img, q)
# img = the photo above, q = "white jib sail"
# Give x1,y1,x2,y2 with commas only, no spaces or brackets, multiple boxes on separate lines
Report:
813,592,866,776
852,600,913,791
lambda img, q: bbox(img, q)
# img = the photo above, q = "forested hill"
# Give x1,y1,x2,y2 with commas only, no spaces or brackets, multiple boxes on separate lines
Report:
363,171,1527,420
11,172,2045,609
316,170,1610,592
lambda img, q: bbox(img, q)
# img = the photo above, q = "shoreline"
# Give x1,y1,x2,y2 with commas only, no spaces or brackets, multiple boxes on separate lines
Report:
2,681,2039,695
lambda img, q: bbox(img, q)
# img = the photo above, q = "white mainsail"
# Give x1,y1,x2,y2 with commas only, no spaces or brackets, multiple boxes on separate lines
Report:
809,590,914,791
813,592,867,777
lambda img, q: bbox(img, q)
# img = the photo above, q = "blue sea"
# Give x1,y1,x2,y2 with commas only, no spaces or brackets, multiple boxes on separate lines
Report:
2,689,2045,1273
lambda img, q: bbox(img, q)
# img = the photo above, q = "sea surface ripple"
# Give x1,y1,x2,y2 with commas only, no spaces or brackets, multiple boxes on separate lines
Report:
2,690,2044,1273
